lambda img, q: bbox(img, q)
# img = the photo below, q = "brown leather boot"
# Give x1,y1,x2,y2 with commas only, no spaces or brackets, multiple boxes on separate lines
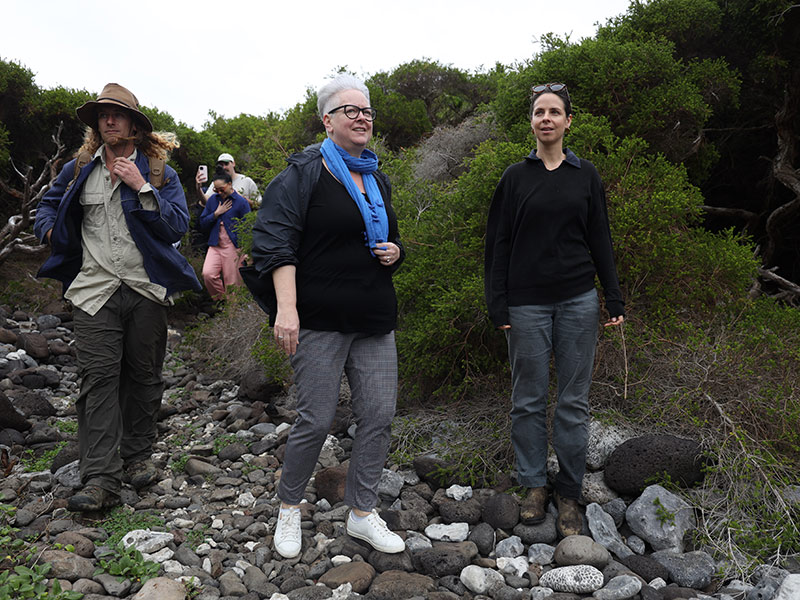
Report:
520,487,548,525
67,485,120,512
554,491,582,536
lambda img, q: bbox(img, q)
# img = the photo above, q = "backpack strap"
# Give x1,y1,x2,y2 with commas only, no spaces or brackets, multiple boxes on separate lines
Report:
72,150,93,180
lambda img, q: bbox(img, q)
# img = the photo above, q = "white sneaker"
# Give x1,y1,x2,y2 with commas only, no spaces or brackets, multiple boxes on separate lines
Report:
346,509,405,554
274,507,302,558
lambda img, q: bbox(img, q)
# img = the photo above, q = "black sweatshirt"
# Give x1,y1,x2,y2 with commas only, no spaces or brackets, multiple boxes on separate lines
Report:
484,148,624,328
295,168,400,333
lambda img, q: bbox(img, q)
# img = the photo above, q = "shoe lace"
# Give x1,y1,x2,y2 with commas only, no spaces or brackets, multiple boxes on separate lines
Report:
277,509,301,541
365,510,393,535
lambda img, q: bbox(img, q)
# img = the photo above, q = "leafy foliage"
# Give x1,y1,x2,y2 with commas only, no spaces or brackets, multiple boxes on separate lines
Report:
94,542,160,584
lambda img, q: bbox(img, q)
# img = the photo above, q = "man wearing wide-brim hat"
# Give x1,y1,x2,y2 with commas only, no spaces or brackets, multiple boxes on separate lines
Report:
34,83,201,511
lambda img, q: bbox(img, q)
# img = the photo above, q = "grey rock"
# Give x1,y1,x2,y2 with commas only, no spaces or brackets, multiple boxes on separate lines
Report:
604,435,706,495
412,546,472,577
586,420,634,470
619,554,669,583
54,459,81,488
41,549,95,580
775,574,800,600
381,509,428,531
625,485,695,552
438,497,482,524
626,535,646,555
174,543,202,567
496,535,525,558
318,561,375,594
368,548,414,572
121,530,173,554
367,570,436,600
287,584,334,600
184,458,223,477
424,522,469,542
459,564,505,595
651,549,715,589
0,390,32,431
585,502,632,559
468,521,496,556
554,535,610,569
594,575,642,599
539,565,604,593
219,570,248,596
378,468,405,499
513,513,558,545
482,493,519,530
13,390,58,416
131,577,186,600
96,571,132,596
217,441,248,461
602,498,628,528
748,574,785,600
528,543,556,565
37,314,62,330
582,471,619,505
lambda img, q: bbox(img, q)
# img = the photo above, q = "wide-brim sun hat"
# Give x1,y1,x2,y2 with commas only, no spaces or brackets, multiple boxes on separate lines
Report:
76,83,153,133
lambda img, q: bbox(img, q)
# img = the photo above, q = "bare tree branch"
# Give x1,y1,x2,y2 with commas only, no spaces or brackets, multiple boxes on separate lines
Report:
701,205,760,233
762,72,800,266
0,121,68,266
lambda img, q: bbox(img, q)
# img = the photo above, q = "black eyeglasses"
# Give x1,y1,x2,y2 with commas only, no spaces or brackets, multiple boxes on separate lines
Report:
328,104,377,121
531,83,568,96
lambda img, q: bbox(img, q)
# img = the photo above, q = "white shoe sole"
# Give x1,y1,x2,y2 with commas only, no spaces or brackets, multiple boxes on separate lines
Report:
346,525,405,554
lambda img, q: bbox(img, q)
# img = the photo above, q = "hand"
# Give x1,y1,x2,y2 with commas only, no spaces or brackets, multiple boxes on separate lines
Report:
214,199,233,217
112,157,146,191
604,315,625,327
46,228,53,244
499,324,511,330
373,242,400,267
273,306,300,356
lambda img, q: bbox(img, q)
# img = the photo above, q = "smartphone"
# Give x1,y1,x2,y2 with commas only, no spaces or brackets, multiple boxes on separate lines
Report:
197,165,208,183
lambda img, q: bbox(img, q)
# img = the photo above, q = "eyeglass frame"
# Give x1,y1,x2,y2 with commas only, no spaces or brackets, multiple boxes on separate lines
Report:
328,104,378,122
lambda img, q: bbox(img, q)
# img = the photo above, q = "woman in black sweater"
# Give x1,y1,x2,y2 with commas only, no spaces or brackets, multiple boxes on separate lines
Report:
485,83,625,537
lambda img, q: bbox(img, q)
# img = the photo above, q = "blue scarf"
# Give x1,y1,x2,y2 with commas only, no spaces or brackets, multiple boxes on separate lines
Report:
320,138,388,255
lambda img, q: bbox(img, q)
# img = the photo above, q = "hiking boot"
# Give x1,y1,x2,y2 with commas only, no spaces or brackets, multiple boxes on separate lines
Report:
67,485,120,512
346,510,405,554
555,491,583,537
126,460,158,490
520,487,548,525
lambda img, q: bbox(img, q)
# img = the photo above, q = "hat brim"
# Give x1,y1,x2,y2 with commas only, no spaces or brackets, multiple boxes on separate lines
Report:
76,100,154,133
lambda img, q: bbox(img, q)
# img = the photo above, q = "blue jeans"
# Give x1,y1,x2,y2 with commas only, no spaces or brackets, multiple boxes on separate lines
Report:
507,289,599,498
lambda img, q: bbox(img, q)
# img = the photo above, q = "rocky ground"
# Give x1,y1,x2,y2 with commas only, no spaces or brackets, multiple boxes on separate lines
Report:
1,305,799,600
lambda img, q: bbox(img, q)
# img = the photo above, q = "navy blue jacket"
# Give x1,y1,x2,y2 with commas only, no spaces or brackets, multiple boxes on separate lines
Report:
34,151,201,296
199,190,251,248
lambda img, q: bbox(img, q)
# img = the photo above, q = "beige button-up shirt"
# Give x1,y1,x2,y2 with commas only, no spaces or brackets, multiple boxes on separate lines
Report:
64,146,171,316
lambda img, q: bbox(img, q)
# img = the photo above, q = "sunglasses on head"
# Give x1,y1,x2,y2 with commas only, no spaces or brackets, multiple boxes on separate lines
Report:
531,83,568,95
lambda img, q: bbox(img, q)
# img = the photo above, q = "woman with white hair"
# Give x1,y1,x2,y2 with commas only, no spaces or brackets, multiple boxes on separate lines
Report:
249,74,405,559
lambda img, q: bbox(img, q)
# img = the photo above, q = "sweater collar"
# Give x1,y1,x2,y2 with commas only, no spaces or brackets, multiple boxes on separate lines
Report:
526,147,581,168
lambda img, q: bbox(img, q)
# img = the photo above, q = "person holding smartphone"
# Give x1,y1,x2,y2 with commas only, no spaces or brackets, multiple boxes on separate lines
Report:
198,170,251,300
195,153,260,209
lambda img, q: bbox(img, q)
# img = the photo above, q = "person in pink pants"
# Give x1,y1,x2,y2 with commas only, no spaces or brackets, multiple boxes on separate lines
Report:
199,171,251,300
